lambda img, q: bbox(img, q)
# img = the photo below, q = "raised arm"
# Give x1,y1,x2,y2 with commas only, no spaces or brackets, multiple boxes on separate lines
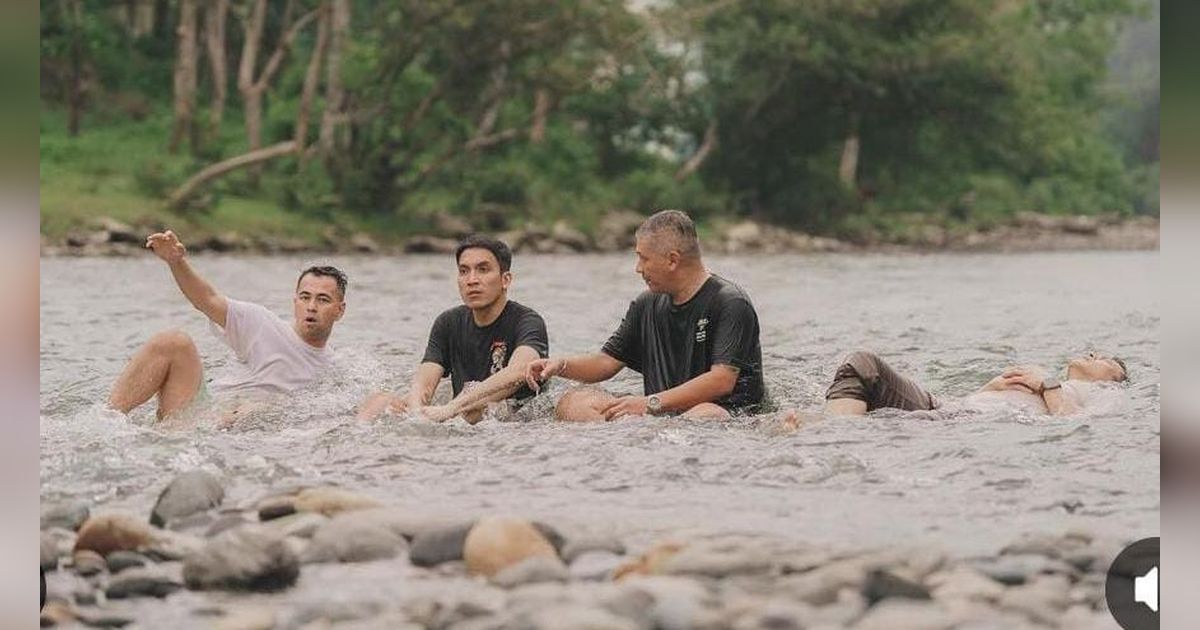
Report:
146,231,228,327
424,346,542,423
525,352,625,391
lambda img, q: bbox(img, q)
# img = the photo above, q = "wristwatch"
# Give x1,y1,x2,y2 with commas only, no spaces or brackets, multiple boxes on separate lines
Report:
647,394,663,414
1040,377,1061,394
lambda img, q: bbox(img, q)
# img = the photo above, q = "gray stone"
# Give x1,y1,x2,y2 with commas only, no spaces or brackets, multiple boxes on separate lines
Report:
779,557,872,606
433,211,474,238
301,511,409,563
41,533,60,571
183,524,300,591
409,521,474,567
523,603,641,630
972,553,1074,586
404,235,459,254
570,550,624,581
105,568,183,599
205,513,253,538
595,210,646,252
997,574,1070,625
150,470,224,527
861,568,931,605
853,599,953,630
730,598,815,630
42,503,90,531
73,609,135,628
72,550,107,577
661,541,773,578
928,566,1004,603
551,221,592,252
623,575,716,630
492,555,569,588
105,551,151,574
262,512,328,539
563,535,627,563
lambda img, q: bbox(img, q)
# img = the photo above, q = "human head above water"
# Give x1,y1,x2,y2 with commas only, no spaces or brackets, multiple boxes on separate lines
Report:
634,209,703,294
1066,351,1128,383
455,234,514,311
293,265,348,344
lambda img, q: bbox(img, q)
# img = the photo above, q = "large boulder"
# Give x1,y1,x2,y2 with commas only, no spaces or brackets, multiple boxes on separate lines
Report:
182,525,300,591
463,516,560,577
74,514,159,556
301,510,410,564
594,211,646,252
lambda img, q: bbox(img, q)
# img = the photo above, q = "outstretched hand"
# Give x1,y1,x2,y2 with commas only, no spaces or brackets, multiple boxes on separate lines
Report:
525,358,564,392
146,230,187,264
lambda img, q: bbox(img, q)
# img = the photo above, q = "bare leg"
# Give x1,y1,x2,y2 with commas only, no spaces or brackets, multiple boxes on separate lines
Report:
681,402,731,421
108,329,203,420
555,386,616,422
824,398,868,416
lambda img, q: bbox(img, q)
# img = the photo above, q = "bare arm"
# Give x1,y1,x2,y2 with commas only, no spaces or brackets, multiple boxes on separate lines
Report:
146,231,228,326
654,365,738,412
405,362,445,409
525,352,625,391
427,346,541,423
1042,386,1082,416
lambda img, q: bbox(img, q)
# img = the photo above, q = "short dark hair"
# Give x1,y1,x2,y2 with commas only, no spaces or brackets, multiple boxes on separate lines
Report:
297,265,348,299
1111,356,1129,382
635,209,701,259
455,234,513,272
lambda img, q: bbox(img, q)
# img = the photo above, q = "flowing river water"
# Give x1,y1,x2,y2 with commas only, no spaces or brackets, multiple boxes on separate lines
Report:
39,251,1159,627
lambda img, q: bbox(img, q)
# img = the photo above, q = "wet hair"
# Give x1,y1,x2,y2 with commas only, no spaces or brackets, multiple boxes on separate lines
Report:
635,209,701,259
1111,356,1129,382
297,265,348,299
455,234,513,272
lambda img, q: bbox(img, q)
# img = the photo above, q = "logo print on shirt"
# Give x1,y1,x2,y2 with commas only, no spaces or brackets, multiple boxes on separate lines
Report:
490,341,508,375
695,318,709,343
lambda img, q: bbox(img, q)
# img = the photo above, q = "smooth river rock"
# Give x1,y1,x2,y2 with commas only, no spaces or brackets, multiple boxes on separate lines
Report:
150,470,224,527
182,525,300,591
463,516,560,577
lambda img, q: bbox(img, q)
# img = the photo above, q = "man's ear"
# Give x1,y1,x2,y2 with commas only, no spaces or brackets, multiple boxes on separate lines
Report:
667,250,682,269
502,270,513,289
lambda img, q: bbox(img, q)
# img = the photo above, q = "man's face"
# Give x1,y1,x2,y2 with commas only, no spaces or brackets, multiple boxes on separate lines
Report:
634,235,678,293
457,247,510,310
293,274,345,340
1066,352,1126,382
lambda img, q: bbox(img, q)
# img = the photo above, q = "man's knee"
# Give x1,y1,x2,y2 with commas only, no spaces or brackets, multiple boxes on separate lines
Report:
842,350,881,377
682,402,730,420
555,387,614,423
147,329,197,356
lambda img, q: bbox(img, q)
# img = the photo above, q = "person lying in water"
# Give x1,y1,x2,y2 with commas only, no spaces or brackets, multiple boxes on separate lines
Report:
357,235,549,424
107,230,347,424
822,350,1129,417
525,210,767,421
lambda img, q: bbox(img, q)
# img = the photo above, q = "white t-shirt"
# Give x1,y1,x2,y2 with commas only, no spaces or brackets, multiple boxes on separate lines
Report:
207,299,333,396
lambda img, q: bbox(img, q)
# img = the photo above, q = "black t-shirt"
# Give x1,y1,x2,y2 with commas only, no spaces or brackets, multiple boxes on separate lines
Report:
421,300,550,400
601,274,766,411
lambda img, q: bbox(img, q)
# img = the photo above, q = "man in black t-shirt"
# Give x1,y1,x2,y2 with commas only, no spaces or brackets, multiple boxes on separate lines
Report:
358,235,549,423
526,210,766,421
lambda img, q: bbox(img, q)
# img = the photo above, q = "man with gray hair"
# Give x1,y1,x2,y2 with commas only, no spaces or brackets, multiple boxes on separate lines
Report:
525,210,766,421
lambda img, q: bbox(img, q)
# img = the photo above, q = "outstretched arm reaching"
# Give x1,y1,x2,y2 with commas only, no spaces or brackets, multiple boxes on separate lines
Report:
146,230,228,327
525,352,625,392
421,346,542,423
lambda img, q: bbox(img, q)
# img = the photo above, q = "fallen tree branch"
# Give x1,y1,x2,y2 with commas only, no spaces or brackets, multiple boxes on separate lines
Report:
166,140,298,208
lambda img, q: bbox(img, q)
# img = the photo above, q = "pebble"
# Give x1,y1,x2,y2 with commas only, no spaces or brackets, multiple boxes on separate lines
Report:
205,513,254,538
105,568,184,599
972,553,1074,586
72,550,107,577
928,565,1005,603
74,514,158,556
861,568,931,605
150,470,225,527
661,540,773,578
521,603,641,630
182,525,300,591
562,535,627,563
262,512,328,539
301,510,409,563
613,542,685,580
42,503,91,532
492,555,569,588
464,516,560,577
409,521,475,567
105,550,151,574
258,486,383,520
569,550,624,581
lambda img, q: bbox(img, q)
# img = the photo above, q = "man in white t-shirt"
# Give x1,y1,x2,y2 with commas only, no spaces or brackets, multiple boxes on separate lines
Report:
107,230,347,421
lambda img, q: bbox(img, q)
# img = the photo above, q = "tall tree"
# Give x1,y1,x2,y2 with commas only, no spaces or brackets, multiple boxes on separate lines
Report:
169,0,199,153
204,0,230,141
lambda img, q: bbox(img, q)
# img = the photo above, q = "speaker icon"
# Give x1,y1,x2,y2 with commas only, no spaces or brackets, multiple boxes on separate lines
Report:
1106,536,1159,630
1133,566,1158,613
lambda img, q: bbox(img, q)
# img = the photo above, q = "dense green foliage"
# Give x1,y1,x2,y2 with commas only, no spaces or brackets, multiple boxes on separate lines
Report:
40,0,1158,241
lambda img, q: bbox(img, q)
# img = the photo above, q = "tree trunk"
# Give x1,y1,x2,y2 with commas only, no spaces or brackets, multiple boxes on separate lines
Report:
674,121,717,182
167,141,298,208
170,0,199,153
318,0,350,157
295,2,330,151
530,88,551,144
204,0,229,142
838,117,860,190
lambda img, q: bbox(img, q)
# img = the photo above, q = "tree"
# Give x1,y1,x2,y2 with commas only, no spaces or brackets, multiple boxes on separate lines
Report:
169,0,199,153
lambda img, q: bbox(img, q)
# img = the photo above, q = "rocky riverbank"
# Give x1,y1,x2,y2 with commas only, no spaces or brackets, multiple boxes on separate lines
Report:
41,470,1127,629
40,211,1158,257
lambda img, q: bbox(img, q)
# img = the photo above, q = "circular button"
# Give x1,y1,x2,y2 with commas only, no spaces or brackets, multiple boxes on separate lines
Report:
1105,536,1159,630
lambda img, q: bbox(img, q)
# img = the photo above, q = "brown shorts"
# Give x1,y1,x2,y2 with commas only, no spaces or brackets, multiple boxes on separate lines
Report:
825,351,938,412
